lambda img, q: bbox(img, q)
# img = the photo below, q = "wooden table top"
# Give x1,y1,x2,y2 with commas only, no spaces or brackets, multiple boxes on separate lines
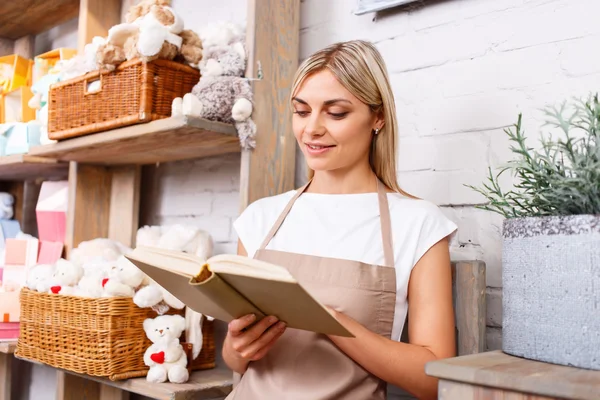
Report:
426,351,600,400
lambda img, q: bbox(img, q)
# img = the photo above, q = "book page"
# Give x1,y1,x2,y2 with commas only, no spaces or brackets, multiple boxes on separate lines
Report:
207,254,296,282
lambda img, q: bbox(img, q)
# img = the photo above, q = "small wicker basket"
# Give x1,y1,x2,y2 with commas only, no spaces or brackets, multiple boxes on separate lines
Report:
15,288,215,381
47,59,200,140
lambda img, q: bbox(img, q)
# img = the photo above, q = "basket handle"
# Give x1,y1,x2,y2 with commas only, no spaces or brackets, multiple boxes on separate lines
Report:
83,74,103,95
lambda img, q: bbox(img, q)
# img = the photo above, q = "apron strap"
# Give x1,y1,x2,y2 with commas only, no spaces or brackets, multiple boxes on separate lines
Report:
258,180,312,251
258,178,395,268
377,179,394,268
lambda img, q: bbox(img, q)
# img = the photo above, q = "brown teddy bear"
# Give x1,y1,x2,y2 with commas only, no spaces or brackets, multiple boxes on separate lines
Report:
95,0,202,71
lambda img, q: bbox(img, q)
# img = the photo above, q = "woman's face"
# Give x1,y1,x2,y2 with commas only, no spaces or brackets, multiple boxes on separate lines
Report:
292,69,382,174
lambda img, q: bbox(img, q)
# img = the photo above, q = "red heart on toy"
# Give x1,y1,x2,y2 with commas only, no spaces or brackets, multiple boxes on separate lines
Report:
50,286,61,294
102,278,109,288
150,351,165,364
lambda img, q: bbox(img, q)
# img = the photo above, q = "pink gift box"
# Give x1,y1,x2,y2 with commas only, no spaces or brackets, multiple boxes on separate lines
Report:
37,241,64,264
0,322,19,339
0,291,20,322
35,181,69,243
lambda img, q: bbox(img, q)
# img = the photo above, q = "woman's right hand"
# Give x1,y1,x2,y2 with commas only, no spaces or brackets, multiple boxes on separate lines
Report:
224,313,287,369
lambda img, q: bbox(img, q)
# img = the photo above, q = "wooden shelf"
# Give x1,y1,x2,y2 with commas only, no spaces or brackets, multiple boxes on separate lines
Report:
29,116,240,165
67,366,233,400
425,350,600,400
0,1,80,40
0,341,17,354
0,154,68,181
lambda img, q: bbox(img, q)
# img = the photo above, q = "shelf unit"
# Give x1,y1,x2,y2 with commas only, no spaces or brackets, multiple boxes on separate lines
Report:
0,0,300,399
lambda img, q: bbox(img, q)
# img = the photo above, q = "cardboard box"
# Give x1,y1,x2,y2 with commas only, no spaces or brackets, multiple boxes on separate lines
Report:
37,240,64,264
0,54,32,93
32,48,77,84
0,291,21,322
1,121,41,155
0,86,35,123
36,181,69,243
4,238,39,267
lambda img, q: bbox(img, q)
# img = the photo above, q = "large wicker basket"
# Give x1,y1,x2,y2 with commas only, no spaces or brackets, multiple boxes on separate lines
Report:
15,288,215,381
47,59,200,140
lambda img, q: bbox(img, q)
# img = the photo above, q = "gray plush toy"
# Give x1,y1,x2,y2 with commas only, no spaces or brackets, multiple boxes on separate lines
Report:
172,41,256,149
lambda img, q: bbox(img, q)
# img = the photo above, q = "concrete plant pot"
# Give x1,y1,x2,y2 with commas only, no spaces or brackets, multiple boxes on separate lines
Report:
502,214,600,370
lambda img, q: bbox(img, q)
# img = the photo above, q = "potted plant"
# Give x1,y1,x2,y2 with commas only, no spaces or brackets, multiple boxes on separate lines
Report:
467,93,600,370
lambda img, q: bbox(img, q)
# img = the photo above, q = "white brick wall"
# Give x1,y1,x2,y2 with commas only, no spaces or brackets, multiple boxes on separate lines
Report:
299,0,600,352
19,0,600,397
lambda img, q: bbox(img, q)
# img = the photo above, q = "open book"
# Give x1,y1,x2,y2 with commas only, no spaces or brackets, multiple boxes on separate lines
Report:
125,246,353,337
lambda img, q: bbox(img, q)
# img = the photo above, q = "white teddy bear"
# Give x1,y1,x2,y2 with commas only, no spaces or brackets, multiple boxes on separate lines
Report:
49,259,84,295
0,192,14,219
133,224,213,312
26,263,56,293
75,259,113,298
69,238,132,269
143,314,189,383
102,255,146,297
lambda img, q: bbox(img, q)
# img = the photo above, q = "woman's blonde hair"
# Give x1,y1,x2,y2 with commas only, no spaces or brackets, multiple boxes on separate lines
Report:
291,40,413,197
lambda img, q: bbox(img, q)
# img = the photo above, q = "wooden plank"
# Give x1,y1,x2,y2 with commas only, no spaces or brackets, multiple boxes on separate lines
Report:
14,35,35,59
67,367,233,400
108,166,140,247
438,380,558,400
0,155,69,181
100,385,130,400
65,163,111,255
426,351,600,400
0,0,79,40
239,0,300,209
56,371,101,400
0,342,17,354
29,116,239,165
77,0,121,54
0,353,12,400
452,261,486,355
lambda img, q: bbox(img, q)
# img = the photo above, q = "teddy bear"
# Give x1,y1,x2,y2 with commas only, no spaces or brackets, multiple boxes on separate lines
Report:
143,314,189,383
69,238,132,269
26,263,56,293
49,259,84,295
133,225,213,312
0,192,14,219
102,255,146,297
172,42,257,149
75,258,113,298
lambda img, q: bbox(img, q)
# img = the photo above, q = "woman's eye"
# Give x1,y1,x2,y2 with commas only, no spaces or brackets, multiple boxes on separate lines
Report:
329,112,349,119
293,110,310,117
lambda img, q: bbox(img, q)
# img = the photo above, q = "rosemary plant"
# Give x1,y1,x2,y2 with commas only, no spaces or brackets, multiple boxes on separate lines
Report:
466,93,600,218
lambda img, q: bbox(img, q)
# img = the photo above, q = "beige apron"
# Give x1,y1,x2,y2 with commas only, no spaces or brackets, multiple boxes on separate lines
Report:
227,180,397,400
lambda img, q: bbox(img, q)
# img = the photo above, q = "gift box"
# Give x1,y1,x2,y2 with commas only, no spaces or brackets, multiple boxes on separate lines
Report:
0,291,21,322
32,48,77,84
0,121,41,155
37,241,64,264
5,238,39,267
36,181,69,243
0,54,32,94
0,86,35,123
0,322,20,339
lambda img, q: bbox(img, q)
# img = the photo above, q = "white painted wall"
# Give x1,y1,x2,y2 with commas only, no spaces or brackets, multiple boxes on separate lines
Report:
14,0,600,398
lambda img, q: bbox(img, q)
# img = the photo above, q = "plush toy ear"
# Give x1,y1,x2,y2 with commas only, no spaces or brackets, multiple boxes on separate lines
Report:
174,314,186,334
143,318,154,334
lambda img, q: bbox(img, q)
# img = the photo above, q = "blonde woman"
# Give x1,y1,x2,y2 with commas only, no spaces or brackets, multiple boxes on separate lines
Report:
224,40,457,400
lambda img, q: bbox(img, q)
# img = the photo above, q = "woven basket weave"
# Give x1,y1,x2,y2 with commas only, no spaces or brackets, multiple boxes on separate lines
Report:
47,59,200,140
15,288,215,380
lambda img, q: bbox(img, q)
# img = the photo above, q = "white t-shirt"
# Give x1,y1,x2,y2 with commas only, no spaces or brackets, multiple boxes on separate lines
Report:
233,190,457,341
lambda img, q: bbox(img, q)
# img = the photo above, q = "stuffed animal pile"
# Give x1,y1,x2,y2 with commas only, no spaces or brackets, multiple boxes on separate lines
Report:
171,21,257,150
96,0,203,71
23,224,214,382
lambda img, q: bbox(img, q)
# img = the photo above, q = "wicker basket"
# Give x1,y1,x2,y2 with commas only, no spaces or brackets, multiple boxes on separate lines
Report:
47,59,200,140
15,288,215,381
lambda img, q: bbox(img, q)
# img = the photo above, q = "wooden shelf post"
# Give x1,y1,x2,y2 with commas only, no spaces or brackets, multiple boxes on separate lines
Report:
239,0,300,209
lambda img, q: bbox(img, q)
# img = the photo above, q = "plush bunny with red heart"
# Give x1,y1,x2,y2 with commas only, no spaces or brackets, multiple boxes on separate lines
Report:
143,314,189,383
